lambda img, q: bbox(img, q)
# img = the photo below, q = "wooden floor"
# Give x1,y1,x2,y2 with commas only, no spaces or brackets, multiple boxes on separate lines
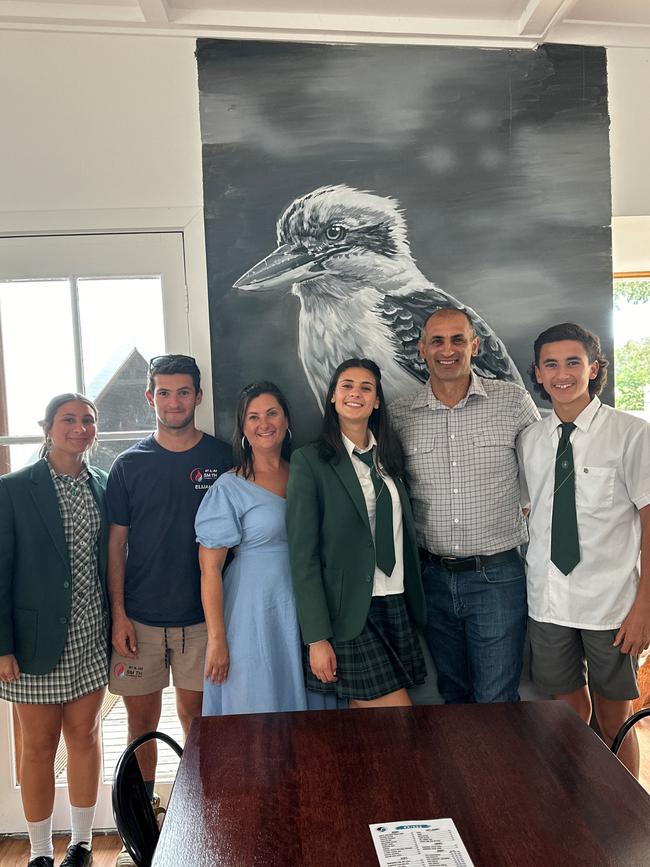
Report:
0,834,122,866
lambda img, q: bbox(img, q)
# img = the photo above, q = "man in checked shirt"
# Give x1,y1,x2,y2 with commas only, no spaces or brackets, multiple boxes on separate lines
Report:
391,308,539,703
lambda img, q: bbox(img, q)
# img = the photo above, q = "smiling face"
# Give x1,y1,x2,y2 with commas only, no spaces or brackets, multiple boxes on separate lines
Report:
243,393,289,456
535,339,598,420
331,367,380,424
146,373,202,431
419,309,479,388
47,400,97,458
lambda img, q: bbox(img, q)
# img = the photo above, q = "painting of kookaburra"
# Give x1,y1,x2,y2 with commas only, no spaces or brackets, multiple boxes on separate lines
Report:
234,184,522,410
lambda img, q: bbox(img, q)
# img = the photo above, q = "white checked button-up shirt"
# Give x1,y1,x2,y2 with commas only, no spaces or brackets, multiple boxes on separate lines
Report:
391,373,540,557
341,432,405,596
519,397,650,629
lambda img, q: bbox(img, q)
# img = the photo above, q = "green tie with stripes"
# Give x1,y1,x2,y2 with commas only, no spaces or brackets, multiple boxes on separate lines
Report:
354,447,396,577
551,422,580,575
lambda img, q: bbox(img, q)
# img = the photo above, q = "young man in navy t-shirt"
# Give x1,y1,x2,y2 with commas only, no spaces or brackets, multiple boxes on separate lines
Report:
106,355,231,851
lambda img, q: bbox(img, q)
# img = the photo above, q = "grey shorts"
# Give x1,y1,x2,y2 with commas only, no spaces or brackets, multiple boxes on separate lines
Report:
528,618,639,701
109,620,207,696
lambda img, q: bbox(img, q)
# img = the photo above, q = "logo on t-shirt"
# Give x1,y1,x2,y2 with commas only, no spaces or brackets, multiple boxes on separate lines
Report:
190,467,221,491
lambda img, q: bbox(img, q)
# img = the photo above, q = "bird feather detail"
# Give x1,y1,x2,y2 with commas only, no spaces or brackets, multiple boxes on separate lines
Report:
234,184,523,408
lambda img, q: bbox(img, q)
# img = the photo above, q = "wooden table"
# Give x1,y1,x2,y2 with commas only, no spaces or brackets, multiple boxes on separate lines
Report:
152,702,650,866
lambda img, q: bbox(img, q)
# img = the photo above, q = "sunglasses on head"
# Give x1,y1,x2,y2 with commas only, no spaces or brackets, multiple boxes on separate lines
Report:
149,354,198,371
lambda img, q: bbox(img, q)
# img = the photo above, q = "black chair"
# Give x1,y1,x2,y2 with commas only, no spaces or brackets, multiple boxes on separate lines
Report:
112,731,183,867
611,708,650,757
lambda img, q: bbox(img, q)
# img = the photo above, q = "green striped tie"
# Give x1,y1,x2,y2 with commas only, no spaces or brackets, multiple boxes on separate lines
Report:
354,448,396,577
551,422,580,575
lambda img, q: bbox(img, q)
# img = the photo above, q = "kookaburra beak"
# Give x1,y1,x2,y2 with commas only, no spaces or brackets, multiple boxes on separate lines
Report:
234,243,326,292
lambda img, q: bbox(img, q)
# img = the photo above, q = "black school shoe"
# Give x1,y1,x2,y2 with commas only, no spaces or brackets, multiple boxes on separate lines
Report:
59,843,93,867
27,858,54,867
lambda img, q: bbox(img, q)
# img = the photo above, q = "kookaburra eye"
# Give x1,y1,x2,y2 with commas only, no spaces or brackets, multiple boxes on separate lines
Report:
325,224,346,242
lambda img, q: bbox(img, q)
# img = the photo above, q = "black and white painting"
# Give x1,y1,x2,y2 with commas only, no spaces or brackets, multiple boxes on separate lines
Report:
197,40,612,443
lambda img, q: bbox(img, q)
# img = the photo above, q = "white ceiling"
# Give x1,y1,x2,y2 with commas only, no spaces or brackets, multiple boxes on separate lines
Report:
1,0,650,47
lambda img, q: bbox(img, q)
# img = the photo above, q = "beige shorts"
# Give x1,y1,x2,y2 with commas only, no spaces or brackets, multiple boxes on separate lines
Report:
109,620,207,696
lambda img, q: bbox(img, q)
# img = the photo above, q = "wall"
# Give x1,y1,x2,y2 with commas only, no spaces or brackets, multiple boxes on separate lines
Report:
0,29,216,427
0,31,649,398
607,47,650,270
0,31,201,213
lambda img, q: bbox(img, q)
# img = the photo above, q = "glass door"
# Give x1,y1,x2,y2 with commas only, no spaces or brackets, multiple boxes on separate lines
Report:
0,231,189,832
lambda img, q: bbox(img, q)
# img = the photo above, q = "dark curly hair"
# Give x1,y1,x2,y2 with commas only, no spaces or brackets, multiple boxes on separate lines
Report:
529,322,609,402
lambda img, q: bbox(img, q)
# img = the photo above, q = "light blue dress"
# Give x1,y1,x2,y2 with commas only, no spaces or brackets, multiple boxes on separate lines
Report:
195,472,309,715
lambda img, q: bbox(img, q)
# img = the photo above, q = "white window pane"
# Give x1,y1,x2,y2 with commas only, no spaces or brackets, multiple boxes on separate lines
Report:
0,280,76,436
78,278,164,432
7,444,41,472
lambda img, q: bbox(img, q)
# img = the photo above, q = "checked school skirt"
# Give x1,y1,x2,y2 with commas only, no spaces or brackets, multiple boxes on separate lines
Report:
304,593,426,701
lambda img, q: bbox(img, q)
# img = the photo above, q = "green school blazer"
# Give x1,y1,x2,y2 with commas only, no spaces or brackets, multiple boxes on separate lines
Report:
286,443,425,645
0,458,109,675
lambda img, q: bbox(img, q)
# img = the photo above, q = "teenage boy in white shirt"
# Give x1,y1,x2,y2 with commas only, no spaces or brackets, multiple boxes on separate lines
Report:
519,322,650,776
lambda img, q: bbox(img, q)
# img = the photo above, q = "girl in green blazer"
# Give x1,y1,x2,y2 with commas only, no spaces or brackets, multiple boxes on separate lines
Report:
0,394,109,867
287,358,426,708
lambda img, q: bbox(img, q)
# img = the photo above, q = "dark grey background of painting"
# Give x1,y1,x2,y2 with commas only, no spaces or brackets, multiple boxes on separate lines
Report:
196,40,612,446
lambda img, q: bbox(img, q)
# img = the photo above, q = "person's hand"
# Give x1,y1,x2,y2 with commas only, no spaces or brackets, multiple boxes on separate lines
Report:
0,654,20,683
204,637,230,685
613,603,650,656
112,613,138,658
309,640,337,683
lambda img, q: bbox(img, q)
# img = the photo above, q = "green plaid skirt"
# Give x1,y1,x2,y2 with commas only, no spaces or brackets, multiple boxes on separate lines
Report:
304,594,426,701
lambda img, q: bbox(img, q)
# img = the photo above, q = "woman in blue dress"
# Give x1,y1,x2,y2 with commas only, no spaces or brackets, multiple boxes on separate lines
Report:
195,381,308,715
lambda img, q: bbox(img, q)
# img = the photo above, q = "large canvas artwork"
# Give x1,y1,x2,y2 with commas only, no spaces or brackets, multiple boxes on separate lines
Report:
196,40,612,443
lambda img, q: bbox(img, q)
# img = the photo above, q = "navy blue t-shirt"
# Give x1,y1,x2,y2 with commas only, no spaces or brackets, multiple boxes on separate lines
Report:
106,433,232,627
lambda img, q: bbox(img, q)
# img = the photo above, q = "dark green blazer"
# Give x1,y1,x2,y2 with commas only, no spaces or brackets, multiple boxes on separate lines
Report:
286,443,425,645
0,458,109,675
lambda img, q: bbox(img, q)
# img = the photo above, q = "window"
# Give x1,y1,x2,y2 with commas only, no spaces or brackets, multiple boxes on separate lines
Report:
613,272,650,422
0,276,164,472
0,231,191,832
0,232,189,473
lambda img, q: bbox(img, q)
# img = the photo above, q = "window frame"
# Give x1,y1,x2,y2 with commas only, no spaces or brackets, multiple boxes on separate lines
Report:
0,227,209,832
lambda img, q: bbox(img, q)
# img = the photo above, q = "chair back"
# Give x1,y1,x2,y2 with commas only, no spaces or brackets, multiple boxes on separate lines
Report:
112,731,183,867
611,707,650,756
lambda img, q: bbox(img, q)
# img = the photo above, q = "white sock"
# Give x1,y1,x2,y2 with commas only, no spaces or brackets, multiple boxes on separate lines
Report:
70,803,95,849
27,815,53,860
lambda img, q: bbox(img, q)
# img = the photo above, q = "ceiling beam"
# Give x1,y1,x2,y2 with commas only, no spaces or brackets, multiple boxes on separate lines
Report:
518,0,578,38
137,0,170,25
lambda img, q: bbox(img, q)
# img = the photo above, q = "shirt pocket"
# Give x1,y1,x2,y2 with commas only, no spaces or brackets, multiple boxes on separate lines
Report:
403,438,436,464
474,432,514,449
576,465,616,509
402,439,436,493
473,433,517,474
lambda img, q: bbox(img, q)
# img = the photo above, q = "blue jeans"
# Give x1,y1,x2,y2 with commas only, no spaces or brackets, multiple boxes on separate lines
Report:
421,549,527,704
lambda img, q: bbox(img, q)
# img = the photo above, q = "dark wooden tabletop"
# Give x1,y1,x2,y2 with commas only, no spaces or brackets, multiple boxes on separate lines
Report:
152,701,650,867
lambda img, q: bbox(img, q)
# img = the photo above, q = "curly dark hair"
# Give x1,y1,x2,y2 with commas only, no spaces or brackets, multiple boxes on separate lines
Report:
529,322,609,402
317,358,405,479
232,381,292,479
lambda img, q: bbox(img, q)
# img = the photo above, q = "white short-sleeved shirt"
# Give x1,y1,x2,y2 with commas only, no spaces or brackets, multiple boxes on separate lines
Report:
519,397,650,629
341,432,405,596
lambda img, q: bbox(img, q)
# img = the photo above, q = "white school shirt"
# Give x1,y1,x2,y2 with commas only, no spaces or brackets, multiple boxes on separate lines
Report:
341,432,405,596
518,397,650,629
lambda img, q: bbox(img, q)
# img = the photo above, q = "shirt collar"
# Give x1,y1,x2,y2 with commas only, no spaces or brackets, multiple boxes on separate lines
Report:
47,459,89,483
412,370,487,411
342,429,377,457
547,396,601,437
